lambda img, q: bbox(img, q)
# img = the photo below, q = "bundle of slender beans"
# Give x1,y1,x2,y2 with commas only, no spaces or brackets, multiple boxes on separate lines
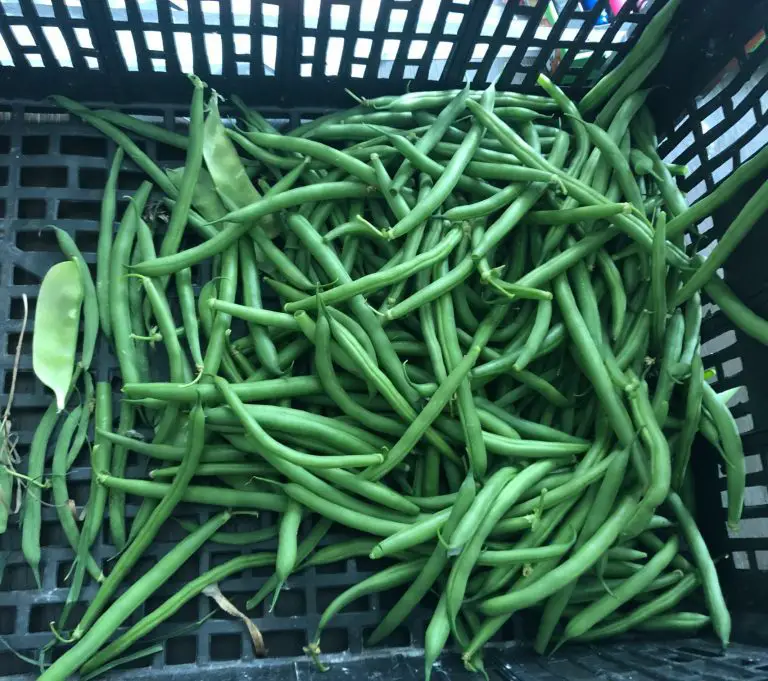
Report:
16,2,767,678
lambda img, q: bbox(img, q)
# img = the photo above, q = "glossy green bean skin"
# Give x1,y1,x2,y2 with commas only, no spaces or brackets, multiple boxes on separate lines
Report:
311,559,428,651
133,183,372,277
479,496,637,616
367,473,476,644
385,86,495,240
176,267,204,370
284,482,409,536
390,84,470,192
39,512,231,681
42,74,751,671
368,508,451,558
239,240,281,376
212,381,385,469
316,467,419,515
53,229,99,375
326,314,457,461
271,500,303,610
81,550,276,674
202,244,239,382
531,422,617,651
74,403,209,640
569,569,684,605
386,255,476,322
563,536,679,642
245,519,333,611
467,101,688,268
673,292,702,377
515,298,552,372
159,76,205,265
506,449,619,519
110,182,153,385
98,474,288,511
667,492,731,646
449,466,519,552
107,400,135,551
285,227,463,313
624,373,671,537
702,383,745,532
572,571,700,642
594,34,670,129
22,402,59,588
364,343,482,481
313,310,405,438
124,374,363,404
96,148,124,338
179,522,278,547
424,594,451,681
151,462,273,479
476,397,584,445
675,180,768,306
446,460,558,629
141,275,187,439
667,143,768,237
96,429,244,463
96,109,188,148
673,352,704,491
50,405,103,581
286,212,420,404
472,131,570,258
554,273,635,447
53,96,178,196
437,260,489,476
636,612,711,632
650,211,668,350
704,275,768,345
65,371,94,469
477,538,575,566
579,0,681,113
463,489,596,655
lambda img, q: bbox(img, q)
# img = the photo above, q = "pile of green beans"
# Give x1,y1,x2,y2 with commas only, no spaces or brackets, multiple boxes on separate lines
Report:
21,5,765,676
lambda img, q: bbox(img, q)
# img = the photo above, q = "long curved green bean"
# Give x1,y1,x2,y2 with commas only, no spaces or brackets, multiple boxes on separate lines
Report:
367,473,476,645
158,75,205,265
287,227,463,313
667,143,768,238
702,381,745,530
132,182,371,277
667,492,731,646
479,496,637,616
39,512,231,681
386,85,495,239
704,275,768,345
562,536,679,643
74,402,209,639
579,0,681,114
50,405,103,582
675,180,768,306
95,147,124,339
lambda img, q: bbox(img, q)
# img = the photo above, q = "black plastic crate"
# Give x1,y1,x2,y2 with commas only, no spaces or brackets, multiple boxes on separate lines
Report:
0,0,767,679
0,0,683,106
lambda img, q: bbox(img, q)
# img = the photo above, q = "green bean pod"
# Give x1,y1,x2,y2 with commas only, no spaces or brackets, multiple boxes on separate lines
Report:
40,512,231,681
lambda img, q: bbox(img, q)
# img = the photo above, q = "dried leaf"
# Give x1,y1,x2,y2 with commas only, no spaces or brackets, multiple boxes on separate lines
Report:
204,583,266,656
66,499,78,523
12,477,22,514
